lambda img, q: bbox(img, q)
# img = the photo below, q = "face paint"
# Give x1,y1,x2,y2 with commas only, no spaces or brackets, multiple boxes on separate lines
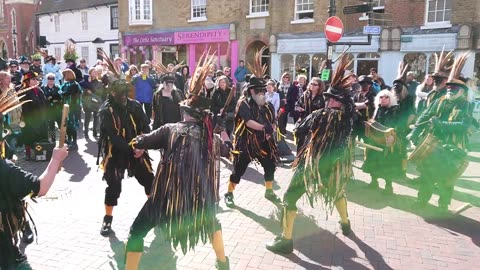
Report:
445,86,463,101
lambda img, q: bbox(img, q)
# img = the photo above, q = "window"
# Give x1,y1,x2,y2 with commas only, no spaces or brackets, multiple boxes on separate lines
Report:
54,48,61,61
294,0,314,21
426,0,451,24
249,0,269,16
356,53,380,76
110,44,119,59
372,0,385,7
54,15,60,32
11,9,16,28
81,46,89,62
191,0,207,20
110,6,119,29
81,12,88,30
129,0,152,25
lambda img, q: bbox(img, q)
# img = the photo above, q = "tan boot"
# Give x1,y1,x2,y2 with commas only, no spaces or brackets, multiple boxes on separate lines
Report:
266,208,296,254
125,252,142,270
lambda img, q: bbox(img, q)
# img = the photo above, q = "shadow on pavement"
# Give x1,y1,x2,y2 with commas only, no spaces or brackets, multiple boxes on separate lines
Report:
141,230,178,270
108,232,125,270
235,206,381,270
83,138,100,157
347,181,480,248
63,150,90,182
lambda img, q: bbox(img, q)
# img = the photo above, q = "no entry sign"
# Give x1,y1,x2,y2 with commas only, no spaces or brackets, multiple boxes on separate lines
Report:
324,16,344,43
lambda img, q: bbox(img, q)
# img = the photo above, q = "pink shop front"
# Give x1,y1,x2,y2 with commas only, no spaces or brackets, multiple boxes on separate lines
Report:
122,27,238,74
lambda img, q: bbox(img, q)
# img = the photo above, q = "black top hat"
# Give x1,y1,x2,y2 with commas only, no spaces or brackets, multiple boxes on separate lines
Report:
246,76,266,93
45,55,56,63
109,79,130,94
323,86,352,105
160,73,176,83
358,75,373,85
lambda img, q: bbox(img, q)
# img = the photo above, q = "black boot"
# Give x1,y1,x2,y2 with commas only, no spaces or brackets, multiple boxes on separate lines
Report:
384,180,393,195
266,236,293,254
368,177,379,189
21,221,34,244
224,192,234,208
339,220,352,236
215,257,230,270
100,215,113,236
264,190,281,203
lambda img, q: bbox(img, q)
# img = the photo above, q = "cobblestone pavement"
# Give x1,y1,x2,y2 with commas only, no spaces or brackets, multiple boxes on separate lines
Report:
15,126,480,270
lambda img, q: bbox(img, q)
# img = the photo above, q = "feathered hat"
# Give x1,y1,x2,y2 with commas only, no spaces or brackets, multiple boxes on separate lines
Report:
323,53,354,105
19,55,31,65
246,46,268,93
392,61,410,87
179,51,216,118
22,71,38,84
446,52,469,91
63,39,78,63
152,61,183,83
97,48,123,87
0,87,33,139
432,49,454,78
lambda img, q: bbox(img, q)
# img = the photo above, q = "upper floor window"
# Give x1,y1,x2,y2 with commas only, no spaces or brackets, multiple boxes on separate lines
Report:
294,0,314,21
81,12,88,30
249,0,269,17
54,47,61,61
129,0,152,25
81,46,89,61
54,15,60,32
372,0,385,8
111,6,119,29
191,0,207,20
426,0,451,24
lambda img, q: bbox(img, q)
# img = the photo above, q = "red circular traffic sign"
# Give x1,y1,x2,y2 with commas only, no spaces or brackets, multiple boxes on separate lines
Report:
324,16,344,43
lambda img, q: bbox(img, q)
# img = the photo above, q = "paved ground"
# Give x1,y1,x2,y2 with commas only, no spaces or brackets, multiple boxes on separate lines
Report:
15,123,480,270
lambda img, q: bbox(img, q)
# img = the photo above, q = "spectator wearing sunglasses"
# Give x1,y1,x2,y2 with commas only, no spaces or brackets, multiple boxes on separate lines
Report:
42,73,62,142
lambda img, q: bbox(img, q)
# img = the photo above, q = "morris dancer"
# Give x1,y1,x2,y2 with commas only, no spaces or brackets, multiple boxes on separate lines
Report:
266,55,354,254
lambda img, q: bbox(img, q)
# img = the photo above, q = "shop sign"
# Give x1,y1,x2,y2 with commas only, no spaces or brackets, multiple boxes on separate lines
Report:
123,32,175,46
174,29,230,44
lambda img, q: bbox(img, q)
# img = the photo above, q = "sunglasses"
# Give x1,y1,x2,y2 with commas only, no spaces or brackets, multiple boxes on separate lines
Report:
10,66,17,68
379,96,390,99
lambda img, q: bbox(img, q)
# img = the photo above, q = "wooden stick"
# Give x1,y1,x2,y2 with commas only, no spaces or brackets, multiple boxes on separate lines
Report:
57,104,69,171
356,140,384,152
454,203,472,215
59,104,69,148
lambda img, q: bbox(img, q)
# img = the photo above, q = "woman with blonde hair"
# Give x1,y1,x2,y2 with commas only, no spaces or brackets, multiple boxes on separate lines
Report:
59,69,82,150
415,74,434,114
362,89,402,194
126,65,139,99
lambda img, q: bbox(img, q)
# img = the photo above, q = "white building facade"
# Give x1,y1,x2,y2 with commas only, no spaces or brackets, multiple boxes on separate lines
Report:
37,0,119,68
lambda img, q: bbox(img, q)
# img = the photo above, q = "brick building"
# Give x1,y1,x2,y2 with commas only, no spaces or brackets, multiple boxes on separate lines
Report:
0,0,39,59
119,0,480,83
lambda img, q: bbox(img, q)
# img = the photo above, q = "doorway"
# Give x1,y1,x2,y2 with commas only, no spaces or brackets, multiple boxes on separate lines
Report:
246,40,270,76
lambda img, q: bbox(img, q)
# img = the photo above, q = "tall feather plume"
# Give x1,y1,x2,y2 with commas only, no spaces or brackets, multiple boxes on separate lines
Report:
36,47,48,59
247,46,268,78
97,48,120,78
188,50,216,96
0,87,35,116
330,53,353,90
152,60,185,74
448,52,469,82
396,61,410,82
434,48,454,74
